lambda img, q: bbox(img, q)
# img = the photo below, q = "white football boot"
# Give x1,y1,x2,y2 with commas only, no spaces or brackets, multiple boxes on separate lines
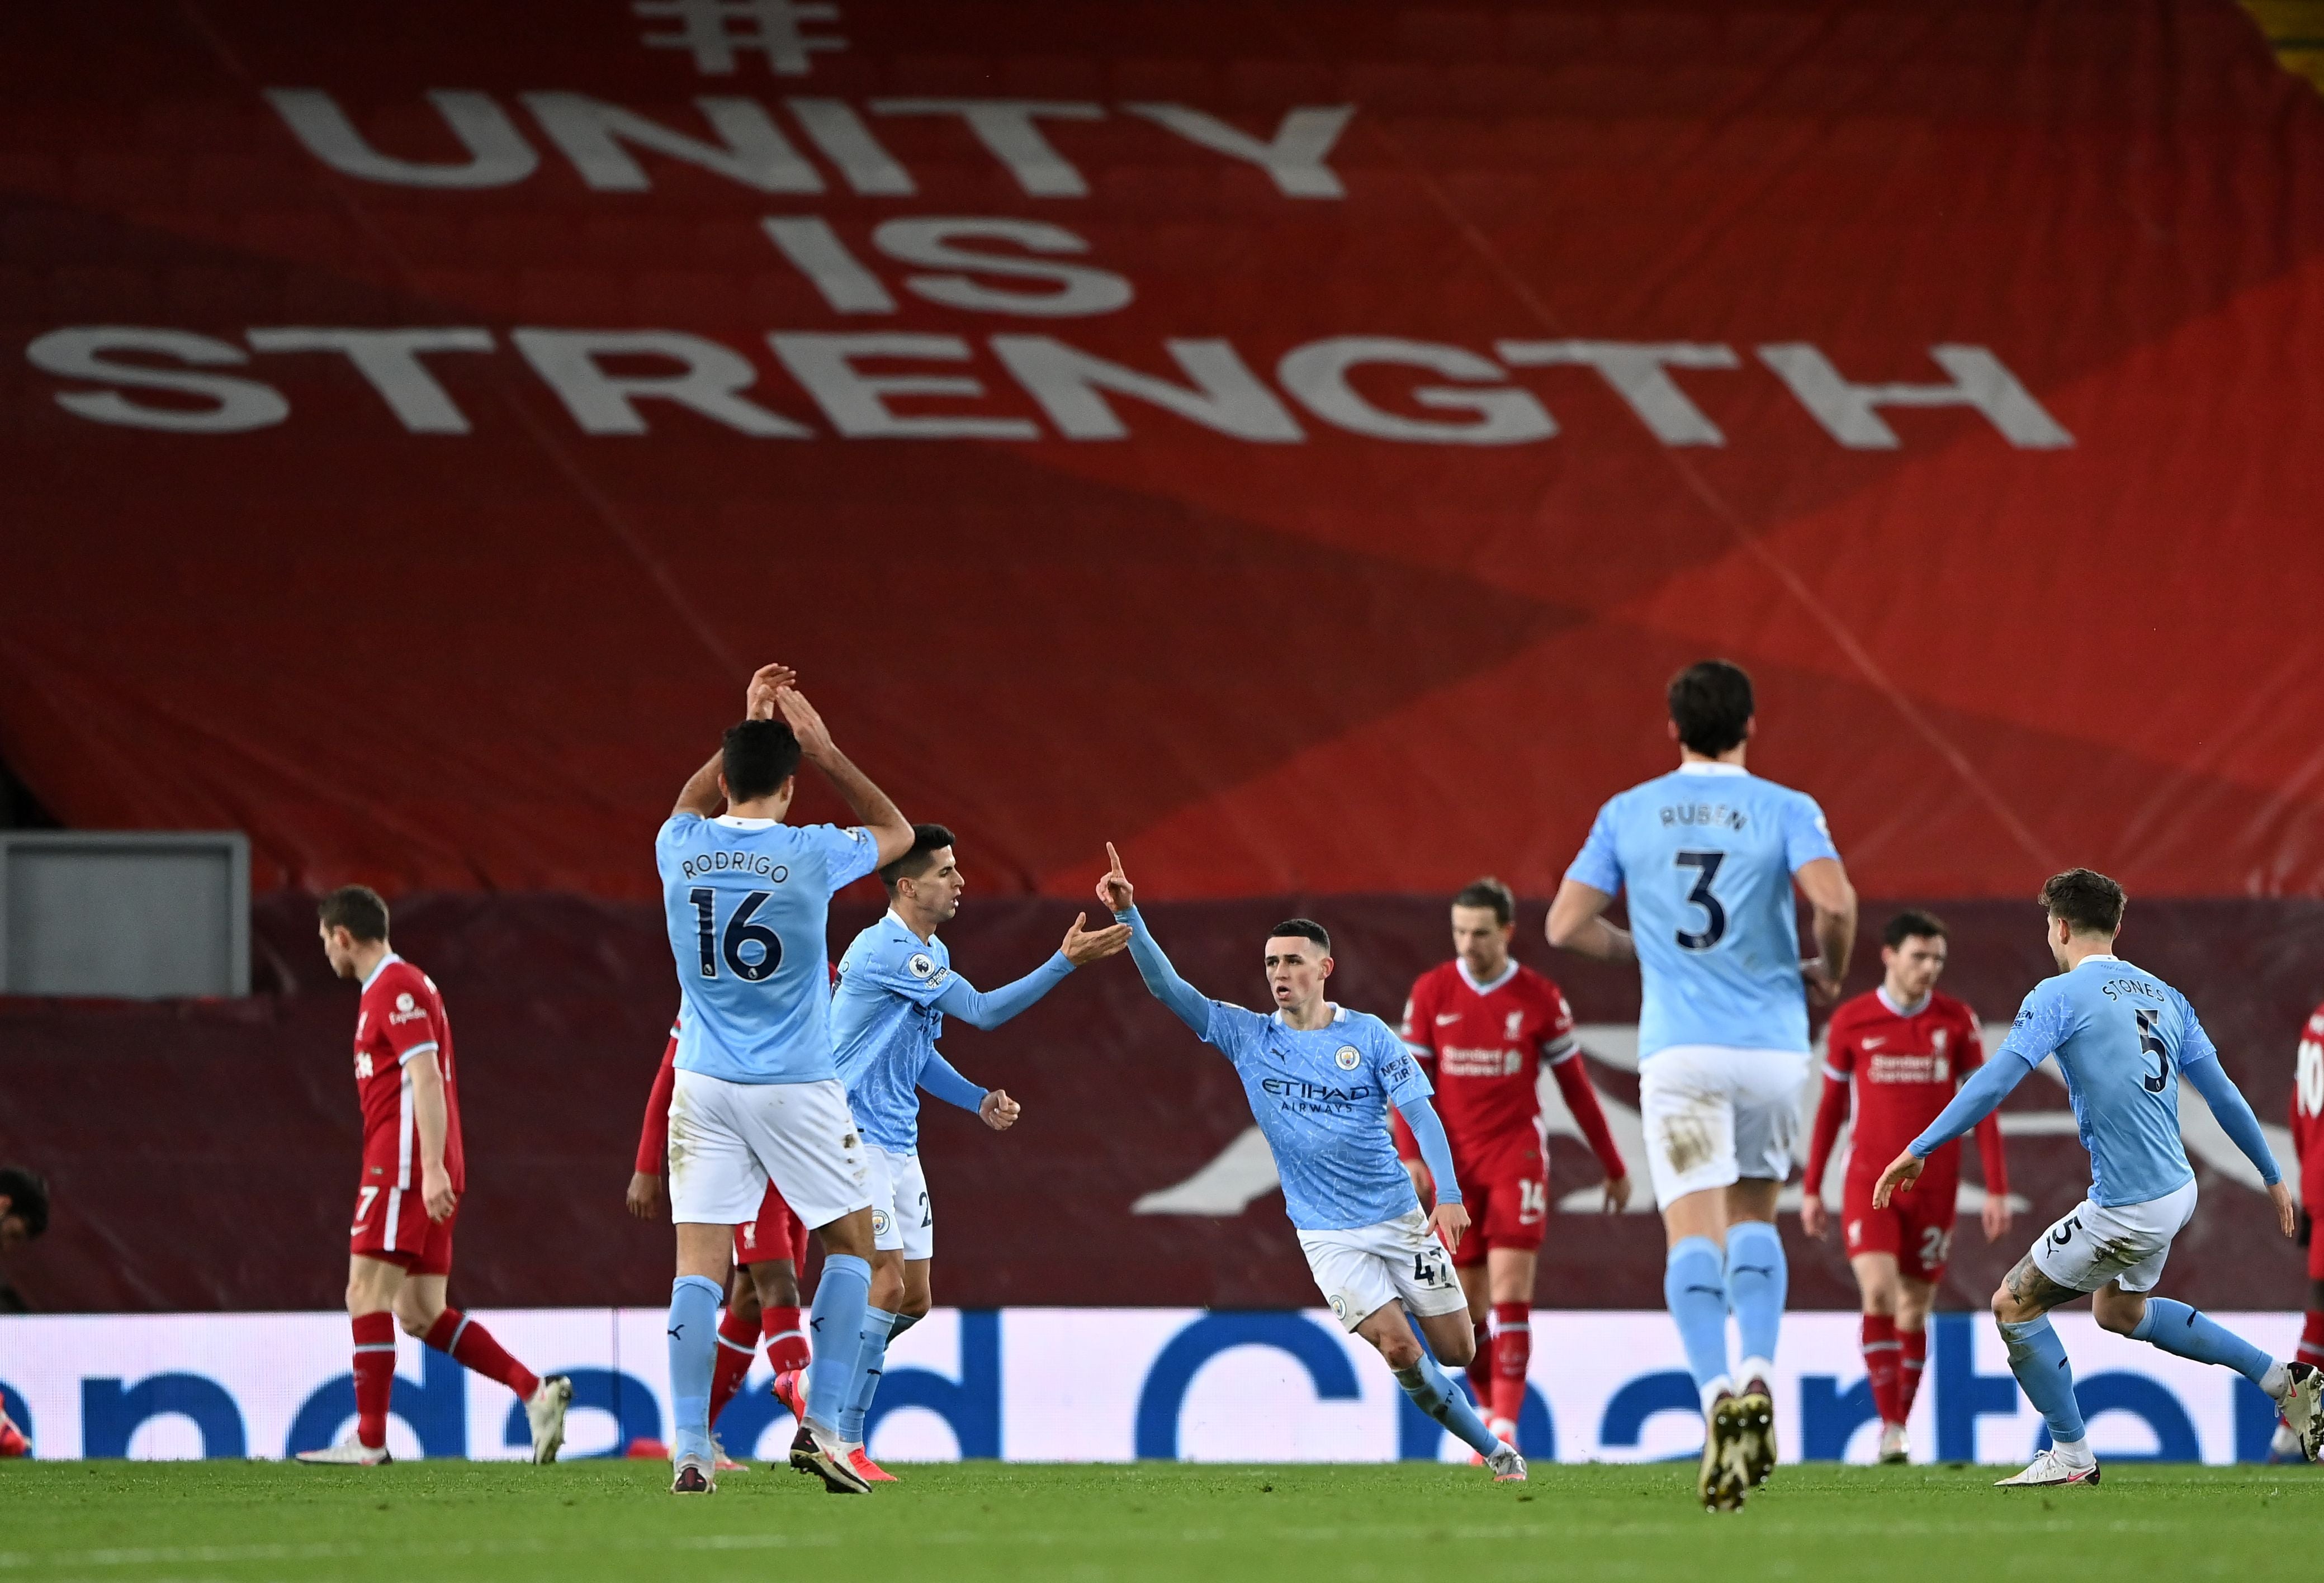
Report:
671,1450,717,1494
1877,1423,1909,1464
1485,1441,1527,1483
1994,1447,2100,1487
524,1375,574,1464
294,1435,391,1466
2274,1361,2323,1462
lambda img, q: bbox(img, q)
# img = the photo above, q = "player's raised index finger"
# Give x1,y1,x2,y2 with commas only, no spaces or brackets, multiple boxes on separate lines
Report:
1106,841,1124,872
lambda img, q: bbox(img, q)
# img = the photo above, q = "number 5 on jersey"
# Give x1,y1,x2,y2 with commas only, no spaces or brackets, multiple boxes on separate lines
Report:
688,888,784,982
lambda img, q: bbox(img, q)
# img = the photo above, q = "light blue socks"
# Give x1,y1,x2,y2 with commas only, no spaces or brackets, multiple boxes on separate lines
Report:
803,1254,872,1434
839,1307,901,1445
1665,1236,1731,1405
666,1274,723,1463
1999,1315,2088,1448
2133,1298,2279,1388
1395,1352,1502,1456
1724,1220,1787,1376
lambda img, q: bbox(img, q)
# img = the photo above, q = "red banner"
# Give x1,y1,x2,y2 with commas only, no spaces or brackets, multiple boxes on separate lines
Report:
4,1,2323,900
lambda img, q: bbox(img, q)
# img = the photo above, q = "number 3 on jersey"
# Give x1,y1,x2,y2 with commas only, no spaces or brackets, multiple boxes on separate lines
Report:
1673,850,1727,951
687,887,784,982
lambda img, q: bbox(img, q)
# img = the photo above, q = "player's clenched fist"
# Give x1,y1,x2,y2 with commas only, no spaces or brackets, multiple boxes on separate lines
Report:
1062,912,1132,966
1871,1148,1924,1210
1096,841,1135,913
981,1089,1021,1131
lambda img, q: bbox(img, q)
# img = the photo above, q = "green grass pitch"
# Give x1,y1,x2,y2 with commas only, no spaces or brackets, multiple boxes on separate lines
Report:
4,1461,2318,1582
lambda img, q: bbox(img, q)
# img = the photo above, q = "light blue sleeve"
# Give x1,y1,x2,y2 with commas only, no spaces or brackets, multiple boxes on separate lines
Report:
1992,982,2071,1070
2181,1046,2282,1186
2173,992,2221,1072
1376,1032,1432,1106
655,813,703,873
809,823,882,890
1564,800,1624,895
931,954,1073,1030
1909,1055,2030,1158
917,1050,989,1116
1394,1097,1462,1206
854,940,950,1008
1116,907,1218,1041
1782,791,1841,871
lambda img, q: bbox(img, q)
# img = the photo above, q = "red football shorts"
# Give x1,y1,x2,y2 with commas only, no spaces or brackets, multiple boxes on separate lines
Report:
2306,1205,2324,1281
733,1179,807,1267
1843,1165,1957,1282
349,1178,454,1276
1447,1131,1550,1267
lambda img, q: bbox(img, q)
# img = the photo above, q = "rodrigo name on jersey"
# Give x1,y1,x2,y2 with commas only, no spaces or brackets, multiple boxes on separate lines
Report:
656,813,879,1084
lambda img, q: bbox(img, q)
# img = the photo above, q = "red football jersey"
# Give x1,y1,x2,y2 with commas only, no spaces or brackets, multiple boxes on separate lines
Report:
1399,961,1577,1141
354,955,464,1193
1807,987,2004,1194
2295,1001,2324,1212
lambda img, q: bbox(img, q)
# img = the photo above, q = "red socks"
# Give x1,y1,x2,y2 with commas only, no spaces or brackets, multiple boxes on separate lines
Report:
2300,1310,2324,1369
422,1308,540,1400
1465,1317,1493,1418
1489,1301,1531,1432
351,1311,396,1449
1861,1314,1901,1425
709,1306,761,1425
1897,1324,1928,1419
763,1305,810,1372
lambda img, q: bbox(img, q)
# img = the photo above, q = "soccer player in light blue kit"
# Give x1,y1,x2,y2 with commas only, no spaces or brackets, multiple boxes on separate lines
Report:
1875,869,2324,1485
1098,843,1527,1482
785,822,1129,1484
656,665,914,1495
1548,661,1857,1510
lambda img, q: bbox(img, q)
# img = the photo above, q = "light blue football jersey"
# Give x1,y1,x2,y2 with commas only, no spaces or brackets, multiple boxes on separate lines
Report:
831,913,953,1152
1199,1001,1433,1232
1990,955,2211,1207
1565,762,1838,1060
656,813,878,1084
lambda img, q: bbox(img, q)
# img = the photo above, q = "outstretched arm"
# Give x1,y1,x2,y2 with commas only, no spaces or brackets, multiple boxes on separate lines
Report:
1096,842,1213,1036
1875,1055,2030,1207
774,686,914,866
2183,1056,2283,1186
932,955,1072,1030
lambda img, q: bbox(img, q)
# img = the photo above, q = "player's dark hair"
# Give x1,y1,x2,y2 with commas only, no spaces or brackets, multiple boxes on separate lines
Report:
318,885,390,943
1667,660,1755,755
722,719,802,804
1267,918,1331,954
880,823,957,892
1883,909,1948,950
1453,877,1516,928
2040,869,2125,937
0,1167,50,1240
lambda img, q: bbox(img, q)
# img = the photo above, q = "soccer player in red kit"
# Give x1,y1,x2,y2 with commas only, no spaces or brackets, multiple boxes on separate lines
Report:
295,886,572,1466
628,1013,813,1466
1394,878,1631,1450
1801,909,2009,1463
2275,1002,2324,1458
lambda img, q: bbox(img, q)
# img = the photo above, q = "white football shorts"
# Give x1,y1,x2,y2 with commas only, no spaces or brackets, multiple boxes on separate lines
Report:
2029,1178,2198,1295
1298,1208,1470,1333
866,1145,933,1261
666,1070,871,1231
1638,1044,1812,1208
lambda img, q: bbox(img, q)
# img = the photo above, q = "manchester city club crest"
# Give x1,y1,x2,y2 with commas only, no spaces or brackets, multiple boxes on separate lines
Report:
1334,1045,1361,1070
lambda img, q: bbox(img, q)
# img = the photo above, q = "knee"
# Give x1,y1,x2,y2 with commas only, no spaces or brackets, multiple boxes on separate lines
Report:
1377,1334,1424,1371
2093,1292,2143,1336
1437,1331,1475,1368
1989,1285,2022,1325
392,1296,437,1338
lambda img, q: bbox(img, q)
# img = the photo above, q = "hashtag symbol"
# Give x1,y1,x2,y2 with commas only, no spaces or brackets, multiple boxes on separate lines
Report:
633,0,846,77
